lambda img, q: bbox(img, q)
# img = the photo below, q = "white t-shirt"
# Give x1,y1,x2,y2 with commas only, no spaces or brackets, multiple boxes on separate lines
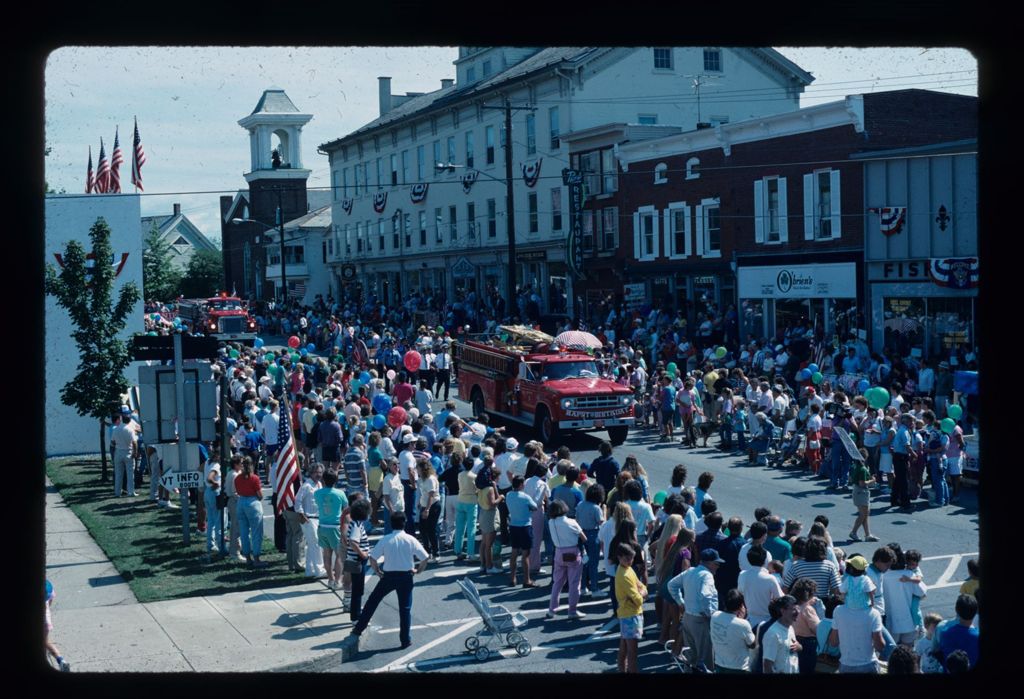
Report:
414,388,433,415
418,475,439,510
831,605,883,667
382,472,405,511
495,452,522,489
881,569,928,635
398,449,418,481
598,518,618,575
203,461,221,490
806,414,822,433
737,567,783,628
738,541,774,573
710,612,756,671
762,622,799,674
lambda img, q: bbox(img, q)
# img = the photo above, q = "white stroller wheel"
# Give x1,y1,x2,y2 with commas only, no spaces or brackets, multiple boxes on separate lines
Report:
474,646,490,662
506,632,523,646
515,640,531,657
465,636,480,651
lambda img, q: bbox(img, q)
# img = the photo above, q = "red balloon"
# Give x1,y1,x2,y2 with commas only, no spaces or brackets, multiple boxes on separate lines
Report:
288,335,301,349
403,350,422,373
387,406,407,429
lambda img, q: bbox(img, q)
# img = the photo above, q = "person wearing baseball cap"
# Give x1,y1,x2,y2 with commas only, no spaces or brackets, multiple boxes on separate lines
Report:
667,547,724,670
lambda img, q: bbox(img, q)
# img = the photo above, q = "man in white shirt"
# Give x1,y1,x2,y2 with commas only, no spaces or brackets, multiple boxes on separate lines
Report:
668,548,723,671
762,595,801,673
433,344,452,401
738,522,774,573
111,411,138,497
710,590,757,673
882,553,927,645
829,602,885,673
736,546,782,628
349,511,430,649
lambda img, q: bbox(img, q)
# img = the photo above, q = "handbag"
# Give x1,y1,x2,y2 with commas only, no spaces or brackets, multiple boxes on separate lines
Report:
216,490,230,509
561,551,578,563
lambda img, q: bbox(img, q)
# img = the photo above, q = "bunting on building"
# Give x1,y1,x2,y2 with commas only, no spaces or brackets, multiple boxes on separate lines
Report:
341,199,353,215
869,206,907,237
461,169,478,194
929,257,979,290
522,158,543,188
372,191,388,213
410,183,429,204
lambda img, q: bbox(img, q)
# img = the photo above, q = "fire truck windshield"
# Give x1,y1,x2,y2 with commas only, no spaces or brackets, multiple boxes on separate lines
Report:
208,299,241,311
542,361,600,380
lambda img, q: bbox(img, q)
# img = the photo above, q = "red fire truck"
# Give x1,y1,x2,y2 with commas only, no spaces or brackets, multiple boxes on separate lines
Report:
178,293,258,345
455,326,634,445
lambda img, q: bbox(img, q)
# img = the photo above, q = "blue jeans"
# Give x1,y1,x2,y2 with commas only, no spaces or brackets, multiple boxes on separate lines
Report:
453,501,478,557
237,495,263,558
736,430,746,451
582,529,600,593
719,423,732,450
353,571,414,646
929,459,949,505
204,487,226,554
830,446,850,489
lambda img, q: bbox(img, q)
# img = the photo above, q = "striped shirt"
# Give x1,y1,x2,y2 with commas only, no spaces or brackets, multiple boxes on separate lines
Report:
343,448,367,494
345,520,370,562
782,559,842,596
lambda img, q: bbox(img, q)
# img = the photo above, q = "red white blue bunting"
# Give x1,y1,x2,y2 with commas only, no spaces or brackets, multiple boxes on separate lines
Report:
410,183,429,204
373,191,388,213
522,158,543,188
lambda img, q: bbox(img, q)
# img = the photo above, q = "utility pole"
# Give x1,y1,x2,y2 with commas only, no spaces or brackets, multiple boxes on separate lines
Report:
276,188,287,308
483,100,535,319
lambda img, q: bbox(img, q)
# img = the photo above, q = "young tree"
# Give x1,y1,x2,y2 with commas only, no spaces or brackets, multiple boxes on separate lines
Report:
178,248,225,298
142,223,182,301
45,217,140,482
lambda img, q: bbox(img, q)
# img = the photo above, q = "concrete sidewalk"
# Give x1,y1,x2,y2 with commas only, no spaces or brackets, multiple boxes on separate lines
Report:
45,478,352,672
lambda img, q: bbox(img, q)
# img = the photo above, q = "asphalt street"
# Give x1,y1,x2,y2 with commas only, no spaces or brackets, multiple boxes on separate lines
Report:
251,341,979,672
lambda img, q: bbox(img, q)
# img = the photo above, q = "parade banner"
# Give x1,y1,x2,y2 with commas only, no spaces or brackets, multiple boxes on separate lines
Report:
832,426,865,462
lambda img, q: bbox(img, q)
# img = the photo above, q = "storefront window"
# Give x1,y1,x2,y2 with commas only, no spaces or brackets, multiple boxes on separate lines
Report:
740,299,765,341
828,299,859,343
882,297,926,357
692,277,718,323
928,297,973,356
652,277,672,311
549,272,568,313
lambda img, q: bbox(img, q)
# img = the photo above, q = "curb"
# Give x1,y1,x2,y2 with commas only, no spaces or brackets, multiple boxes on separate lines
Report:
273,636,358,672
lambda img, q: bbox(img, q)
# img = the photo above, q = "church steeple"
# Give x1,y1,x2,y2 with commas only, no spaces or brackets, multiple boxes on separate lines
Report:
238,87,313,182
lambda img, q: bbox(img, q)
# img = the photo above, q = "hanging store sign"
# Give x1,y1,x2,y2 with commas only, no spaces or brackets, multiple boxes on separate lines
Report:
563,168,585,280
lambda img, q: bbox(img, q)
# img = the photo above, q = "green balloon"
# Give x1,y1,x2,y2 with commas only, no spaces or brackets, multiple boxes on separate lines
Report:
868,386,890,410
811,371,823,385
940,417,956,434
264,353,275,364
667,369,676,379
667,362,678,373
946,404,963,420
229,349,240,359
715,346,727,359
291,353,301,364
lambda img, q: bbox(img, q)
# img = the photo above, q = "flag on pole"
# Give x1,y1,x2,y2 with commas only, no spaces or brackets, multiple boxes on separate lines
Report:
86,146,95,193
131,117,146,191
110,127,124,193
273,400,299,514
96,138,110,193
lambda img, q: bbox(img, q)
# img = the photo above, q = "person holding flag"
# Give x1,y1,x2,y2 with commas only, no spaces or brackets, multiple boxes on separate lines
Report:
273,395,302,562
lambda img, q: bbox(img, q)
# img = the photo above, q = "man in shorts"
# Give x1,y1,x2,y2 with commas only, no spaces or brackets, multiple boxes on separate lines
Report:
615,543,647,673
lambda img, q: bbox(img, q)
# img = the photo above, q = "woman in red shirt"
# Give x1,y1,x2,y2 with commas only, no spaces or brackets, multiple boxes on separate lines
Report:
234,456,267,568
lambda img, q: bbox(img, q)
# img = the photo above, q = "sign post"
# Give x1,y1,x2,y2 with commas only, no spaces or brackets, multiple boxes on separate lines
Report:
173,333,191,544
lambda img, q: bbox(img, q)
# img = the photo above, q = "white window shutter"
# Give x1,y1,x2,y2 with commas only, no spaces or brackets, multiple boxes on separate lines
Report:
830,169,842,239
652,210,660,258
633,210,641,260
663,208,673,256
803,173,815,240
779,177,789,243
695,203,705,257
684,204,693,257
753,179,765,244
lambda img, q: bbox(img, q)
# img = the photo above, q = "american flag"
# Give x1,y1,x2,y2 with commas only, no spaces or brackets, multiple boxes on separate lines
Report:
96,139,110,194
109,128,123,193
131,117,146,191
273,400,300,514
86,146,94,193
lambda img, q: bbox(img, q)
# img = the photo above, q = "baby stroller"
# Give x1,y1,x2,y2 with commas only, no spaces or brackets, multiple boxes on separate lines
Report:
456,578,532,661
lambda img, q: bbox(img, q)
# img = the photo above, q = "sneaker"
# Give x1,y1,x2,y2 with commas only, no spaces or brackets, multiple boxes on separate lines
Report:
848,533,862,542
545,611,556,620
569,611,588,620
456,554,467,561
865,535,879,542
580,590,592,599
58,658,71,672
486,566,503,574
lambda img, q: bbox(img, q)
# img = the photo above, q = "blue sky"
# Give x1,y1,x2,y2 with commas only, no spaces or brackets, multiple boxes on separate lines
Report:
44,46,977,244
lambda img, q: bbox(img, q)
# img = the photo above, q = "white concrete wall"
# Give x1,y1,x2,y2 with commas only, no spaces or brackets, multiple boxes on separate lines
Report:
45,194,144,456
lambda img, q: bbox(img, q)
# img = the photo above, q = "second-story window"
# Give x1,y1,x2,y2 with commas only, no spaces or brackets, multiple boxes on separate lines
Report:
465,131,475,169
526,113,536,155
485,125,495,165
528,192,538,233
487,199,496,238
653,47,673,70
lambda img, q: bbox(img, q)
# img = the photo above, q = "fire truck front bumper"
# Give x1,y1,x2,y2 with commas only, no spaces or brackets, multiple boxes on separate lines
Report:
558,416,635,430
215,332,257,344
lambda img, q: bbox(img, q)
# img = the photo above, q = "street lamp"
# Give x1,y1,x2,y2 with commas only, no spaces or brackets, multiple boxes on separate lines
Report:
436,161,516,317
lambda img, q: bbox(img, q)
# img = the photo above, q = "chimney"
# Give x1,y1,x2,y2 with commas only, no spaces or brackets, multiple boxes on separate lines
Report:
173,203,181,216
441,78,454,89
696,122,712,130
378,76,392,116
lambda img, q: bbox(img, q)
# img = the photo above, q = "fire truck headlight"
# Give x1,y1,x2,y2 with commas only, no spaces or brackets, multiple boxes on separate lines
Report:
621,396,632,405
562,399,574,409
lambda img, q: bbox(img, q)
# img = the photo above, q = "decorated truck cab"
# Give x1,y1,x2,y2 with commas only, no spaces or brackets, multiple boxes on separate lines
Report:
455,326,633,445
178,293,258,345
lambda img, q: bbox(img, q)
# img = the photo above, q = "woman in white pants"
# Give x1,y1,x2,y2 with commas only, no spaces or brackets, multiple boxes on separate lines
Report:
295,463,326,578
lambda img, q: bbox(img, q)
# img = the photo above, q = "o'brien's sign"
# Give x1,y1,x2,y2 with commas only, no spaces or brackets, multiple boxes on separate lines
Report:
738,262,857,299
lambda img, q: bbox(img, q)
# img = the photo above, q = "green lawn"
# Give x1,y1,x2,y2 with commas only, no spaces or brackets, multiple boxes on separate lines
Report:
46,456,309,603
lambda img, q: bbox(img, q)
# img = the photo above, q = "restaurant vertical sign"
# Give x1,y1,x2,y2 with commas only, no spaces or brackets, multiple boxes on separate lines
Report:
563,168,585,279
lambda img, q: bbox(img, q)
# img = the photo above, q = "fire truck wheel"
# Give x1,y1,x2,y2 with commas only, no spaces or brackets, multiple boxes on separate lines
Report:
608,426,629,446
471,388,486,419
536,406,559,445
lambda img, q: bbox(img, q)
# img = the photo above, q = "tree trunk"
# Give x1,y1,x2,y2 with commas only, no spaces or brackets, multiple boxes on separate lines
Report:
99,416,109,483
